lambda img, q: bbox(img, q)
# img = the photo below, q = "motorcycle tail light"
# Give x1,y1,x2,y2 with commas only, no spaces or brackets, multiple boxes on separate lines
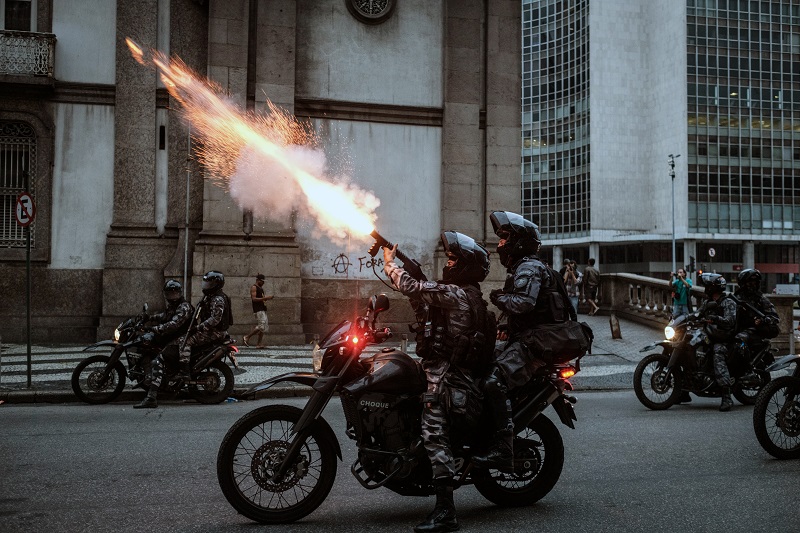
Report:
230,345,239,354
352,336,359,344
560,367,576,379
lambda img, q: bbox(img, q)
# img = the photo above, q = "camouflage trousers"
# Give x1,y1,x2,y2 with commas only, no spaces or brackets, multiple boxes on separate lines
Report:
712,343,733,387
151,330,225,388
422,378,456,480
179,329,226,365
150,345,179,389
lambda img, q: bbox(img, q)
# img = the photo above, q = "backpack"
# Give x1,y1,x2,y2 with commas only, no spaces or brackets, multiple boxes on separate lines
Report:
454,285,498,374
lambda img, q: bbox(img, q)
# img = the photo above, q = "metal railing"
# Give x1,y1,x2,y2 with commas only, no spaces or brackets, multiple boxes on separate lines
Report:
0,31,55,77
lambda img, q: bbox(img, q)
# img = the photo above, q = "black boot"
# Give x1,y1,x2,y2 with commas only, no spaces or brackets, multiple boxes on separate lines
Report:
414,481,458,533
719,387,733,412
472,429,514,471
134,388,158,409
678,391,693,403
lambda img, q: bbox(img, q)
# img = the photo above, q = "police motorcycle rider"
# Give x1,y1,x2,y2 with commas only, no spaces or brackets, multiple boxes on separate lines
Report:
733,268,780,351
383,231,493,533
135,271,233,409
695,273,738,412
472,211,575,470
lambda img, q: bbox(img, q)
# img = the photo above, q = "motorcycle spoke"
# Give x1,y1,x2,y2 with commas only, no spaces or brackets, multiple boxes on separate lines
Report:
763,386,800,452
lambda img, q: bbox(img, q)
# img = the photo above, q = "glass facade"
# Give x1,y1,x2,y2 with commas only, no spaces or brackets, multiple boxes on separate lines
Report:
687,0,800,234
521,0,590,239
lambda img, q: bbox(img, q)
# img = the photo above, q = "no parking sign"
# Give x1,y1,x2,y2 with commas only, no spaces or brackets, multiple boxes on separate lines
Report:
15,192,36,227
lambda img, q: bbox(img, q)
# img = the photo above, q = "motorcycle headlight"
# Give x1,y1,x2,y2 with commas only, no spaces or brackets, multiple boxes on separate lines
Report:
312,344,323,373
114,328,121,342
664,326,676,340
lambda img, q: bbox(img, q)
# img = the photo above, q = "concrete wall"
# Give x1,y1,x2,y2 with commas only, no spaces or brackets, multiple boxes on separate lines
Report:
52,0,116,84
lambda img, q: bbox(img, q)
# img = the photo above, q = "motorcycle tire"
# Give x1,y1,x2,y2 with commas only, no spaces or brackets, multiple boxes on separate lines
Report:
732,382,762,406
71,355,127,404
217,405,338,524
187,360,234,404
633,353,681,410
752,376,800,460
474,414,564,507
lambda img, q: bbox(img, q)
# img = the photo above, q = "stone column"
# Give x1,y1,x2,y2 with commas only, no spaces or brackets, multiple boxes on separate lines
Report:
743,240,755,270
100,0,178,338
589,242,600,268
552,245,563,270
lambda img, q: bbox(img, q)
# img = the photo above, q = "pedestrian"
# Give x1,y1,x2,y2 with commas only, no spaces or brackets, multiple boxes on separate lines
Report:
670,268,692,318
563,260,582,313
243,273,273,348
583,258,600,315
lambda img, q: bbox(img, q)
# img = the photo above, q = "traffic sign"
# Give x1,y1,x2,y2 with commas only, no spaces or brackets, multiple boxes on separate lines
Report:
708,247,716,258
15,192,35,227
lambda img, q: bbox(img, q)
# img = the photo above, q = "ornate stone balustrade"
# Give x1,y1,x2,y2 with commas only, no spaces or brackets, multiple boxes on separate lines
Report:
596,273,796,353
0,31,55,77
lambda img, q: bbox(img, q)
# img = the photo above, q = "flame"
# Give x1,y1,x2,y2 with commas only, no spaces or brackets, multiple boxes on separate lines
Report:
124,39,378,241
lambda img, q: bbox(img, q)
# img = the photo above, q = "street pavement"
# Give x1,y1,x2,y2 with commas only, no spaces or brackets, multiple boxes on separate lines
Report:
0,313,667,404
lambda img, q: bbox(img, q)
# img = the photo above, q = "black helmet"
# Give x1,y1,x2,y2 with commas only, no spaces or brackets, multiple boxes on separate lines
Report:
737,268,762,292
163,279,183,303
201,271,225,295
440,231,490,284
701,273,726,296
489,211,541,267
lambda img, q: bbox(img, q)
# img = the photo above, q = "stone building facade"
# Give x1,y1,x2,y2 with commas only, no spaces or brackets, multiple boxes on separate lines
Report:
0,0,520,343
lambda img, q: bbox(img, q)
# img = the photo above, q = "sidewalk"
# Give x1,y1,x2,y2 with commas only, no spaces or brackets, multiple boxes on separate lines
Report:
0,313,663,404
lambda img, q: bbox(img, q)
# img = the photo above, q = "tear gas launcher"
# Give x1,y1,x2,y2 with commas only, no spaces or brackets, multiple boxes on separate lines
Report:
368,230,427,282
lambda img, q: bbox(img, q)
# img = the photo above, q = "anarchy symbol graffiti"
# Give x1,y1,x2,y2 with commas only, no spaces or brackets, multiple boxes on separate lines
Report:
332,253,351,274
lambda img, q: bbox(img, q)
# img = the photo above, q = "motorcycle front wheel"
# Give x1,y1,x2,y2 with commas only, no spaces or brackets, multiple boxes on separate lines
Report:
633,353,681,410
217,405,338,523
474,414,564,507
187,360,234,404
752,376,800,459
71,355,127,404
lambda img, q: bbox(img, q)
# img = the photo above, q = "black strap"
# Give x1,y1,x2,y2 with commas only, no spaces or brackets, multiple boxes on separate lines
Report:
548,266,577,321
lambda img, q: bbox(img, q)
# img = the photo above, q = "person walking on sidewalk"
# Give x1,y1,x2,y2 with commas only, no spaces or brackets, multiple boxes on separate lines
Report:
243,273,273,348
583,258,600,315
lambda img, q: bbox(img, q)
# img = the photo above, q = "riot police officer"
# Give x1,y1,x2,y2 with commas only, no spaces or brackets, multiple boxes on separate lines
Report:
383,231,493,533
135,271,232,409
472,211,575,470
734,268,780,347
696,273,737,412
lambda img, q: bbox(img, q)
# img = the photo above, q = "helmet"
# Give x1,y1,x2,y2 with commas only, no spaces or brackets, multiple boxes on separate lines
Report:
489,211,541,267
201,271,225,295
700,273,727,296
440,231,490,284
737,268,762,292
163,279,183,303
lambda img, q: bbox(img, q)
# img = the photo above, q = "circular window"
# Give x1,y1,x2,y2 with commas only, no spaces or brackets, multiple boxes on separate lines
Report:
347,0,396,25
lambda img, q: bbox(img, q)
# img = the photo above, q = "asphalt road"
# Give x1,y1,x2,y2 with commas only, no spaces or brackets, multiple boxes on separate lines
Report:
2,392,798,533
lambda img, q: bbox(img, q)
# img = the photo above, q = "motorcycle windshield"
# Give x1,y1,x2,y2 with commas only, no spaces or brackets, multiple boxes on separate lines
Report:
320,320,351,349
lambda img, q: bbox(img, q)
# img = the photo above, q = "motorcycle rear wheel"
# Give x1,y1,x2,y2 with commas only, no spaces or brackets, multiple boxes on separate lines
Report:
732,382,762,406
71,355,127,404
474,414,564,507
633,353,681,410
187,360,234,404
217,404,338,523
753,376,800,459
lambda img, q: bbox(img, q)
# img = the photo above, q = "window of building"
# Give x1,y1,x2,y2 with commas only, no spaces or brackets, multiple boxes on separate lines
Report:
0,120,36,248
1,0,35,31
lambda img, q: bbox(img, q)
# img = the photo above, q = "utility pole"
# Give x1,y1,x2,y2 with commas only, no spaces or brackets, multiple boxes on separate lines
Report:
668,154,681,274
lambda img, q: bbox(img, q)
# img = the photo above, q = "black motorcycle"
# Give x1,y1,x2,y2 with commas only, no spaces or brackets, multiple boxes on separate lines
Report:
71,303,238,405
752,354,800,459
216,294,585,524
634,312,774,410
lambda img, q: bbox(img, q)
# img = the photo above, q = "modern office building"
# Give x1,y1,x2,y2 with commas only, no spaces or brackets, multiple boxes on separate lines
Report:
522,0,800,289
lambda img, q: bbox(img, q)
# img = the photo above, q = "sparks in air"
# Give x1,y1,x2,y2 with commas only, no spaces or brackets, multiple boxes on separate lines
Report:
125,38,378,241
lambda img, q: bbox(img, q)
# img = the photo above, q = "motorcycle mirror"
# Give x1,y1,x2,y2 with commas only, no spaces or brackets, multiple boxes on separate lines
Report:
370,294,390,313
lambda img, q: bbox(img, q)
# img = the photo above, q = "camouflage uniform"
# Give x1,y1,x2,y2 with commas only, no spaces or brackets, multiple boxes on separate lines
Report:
147,299,194,388
490,255,575,389
697,295,738,387
384,259,480,480
178,291,231,367
734,289,780,345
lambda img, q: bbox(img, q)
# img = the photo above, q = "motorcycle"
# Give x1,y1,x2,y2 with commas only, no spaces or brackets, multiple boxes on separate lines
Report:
216,294,586,524
752,354,800,459
71,303,239,405
634,312,775,410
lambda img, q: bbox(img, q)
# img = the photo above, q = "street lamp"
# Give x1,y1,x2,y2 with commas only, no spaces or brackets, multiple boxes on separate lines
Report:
668,154,681,274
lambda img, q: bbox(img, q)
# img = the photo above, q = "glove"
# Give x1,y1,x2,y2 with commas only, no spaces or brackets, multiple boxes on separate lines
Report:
141,332,155,345
489,289,503,305
735,331,749,344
